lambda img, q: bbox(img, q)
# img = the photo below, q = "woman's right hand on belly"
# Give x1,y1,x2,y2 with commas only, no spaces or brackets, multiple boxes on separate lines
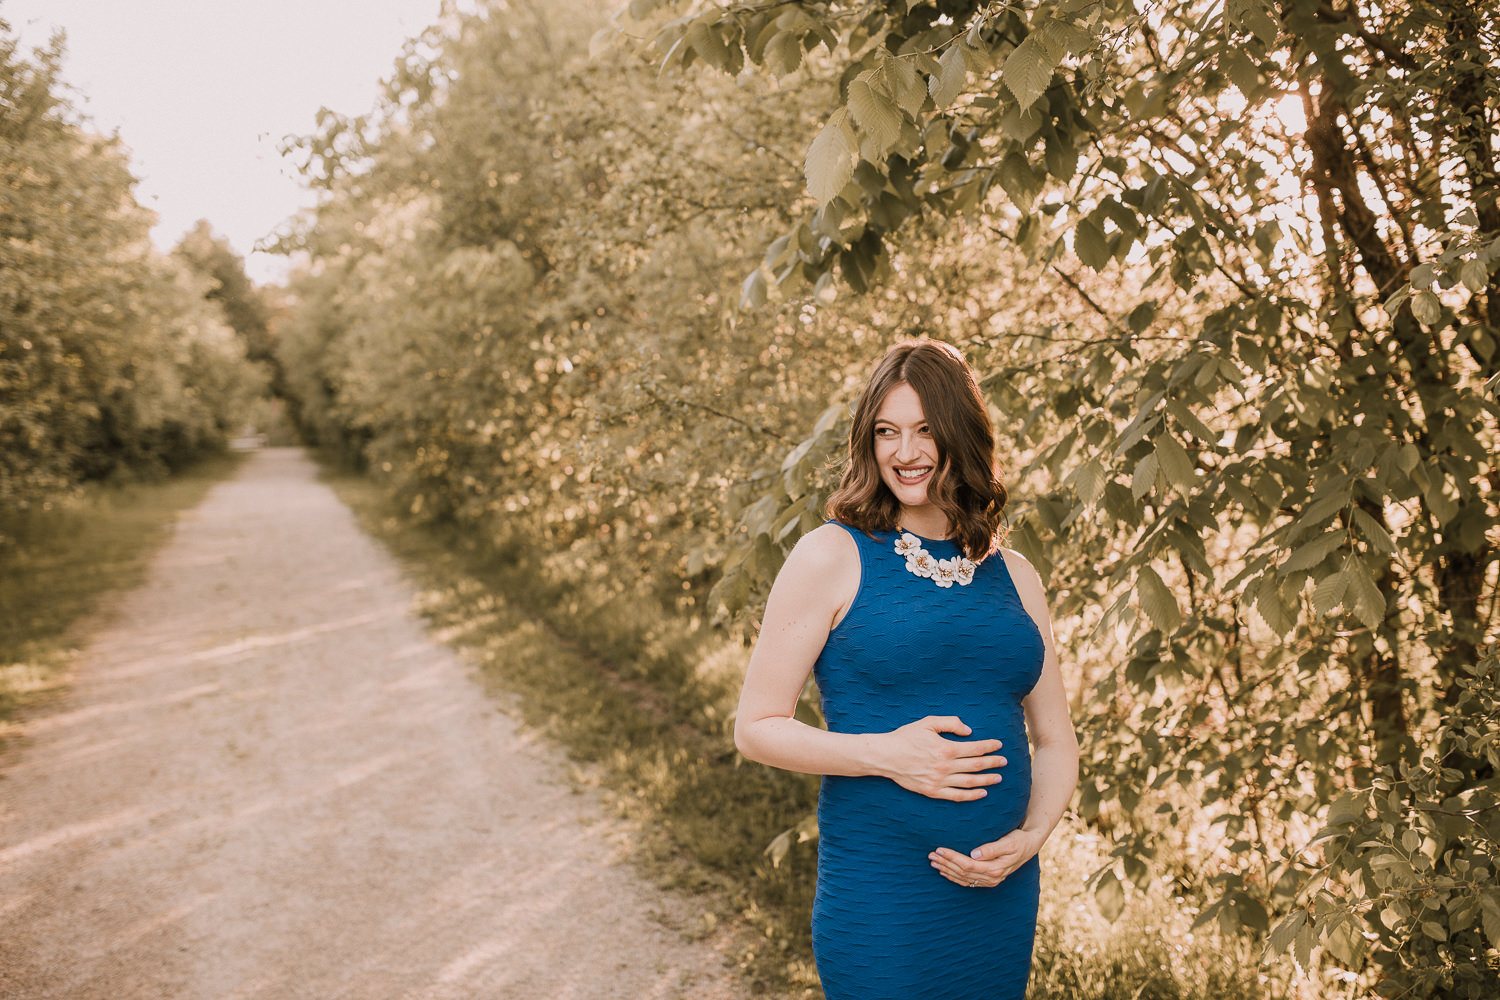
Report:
875,716,1007,801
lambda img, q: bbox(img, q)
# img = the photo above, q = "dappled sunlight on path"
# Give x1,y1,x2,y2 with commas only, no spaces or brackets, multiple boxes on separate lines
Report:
0,448,749,1000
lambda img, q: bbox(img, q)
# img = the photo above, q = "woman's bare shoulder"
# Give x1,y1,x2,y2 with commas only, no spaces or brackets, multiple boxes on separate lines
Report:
784,522,860,576
762,523,861,629
996,547,1047,601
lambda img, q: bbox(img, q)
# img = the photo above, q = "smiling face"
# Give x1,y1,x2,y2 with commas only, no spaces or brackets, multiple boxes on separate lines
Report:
827,339,1007,559
873,382,942,525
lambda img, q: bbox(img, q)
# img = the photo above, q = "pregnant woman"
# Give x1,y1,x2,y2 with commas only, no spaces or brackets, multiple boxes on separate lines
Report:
735,339,1078,999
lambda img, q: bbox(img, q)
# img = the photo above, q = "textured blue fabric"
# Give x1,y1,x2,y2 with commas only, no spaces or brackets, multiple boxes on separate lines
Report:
811,522,1045,1000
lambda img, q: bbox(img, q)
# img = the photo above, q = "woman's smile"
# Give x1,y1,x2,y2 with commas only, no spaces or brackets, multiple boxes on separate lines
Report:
875,384,940,515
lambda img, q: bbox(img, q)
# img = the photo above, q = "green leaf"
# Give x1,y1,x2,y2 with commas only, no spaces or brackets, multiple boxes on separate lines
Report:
1039,17,1096,59
1128,301,1157,333
1165,399,1215,444
1253,578,1296,637
1094,869,1125,920
997,152,1042,213
1154,434,1194,491
1002,33,1056,112
1418,463,1459,524
1397,442,1421,474
688,19,730,71
1137,564,1183,633
1325,917,1366,964
813,270,838,304
1294,922,1315,967
763,233,793,269
743,493,778,538
1351,507,1395,554
1460,258,1490,294
929,45,968,109
1383,285,1411,316
1131,450,1159,500
1326,790,1364,826
1411,289,1442,325
1228,0,1281,46
847,78,904,157
1480,890,1500,945
1070,458,1107,506
1345,557,1387,631
764,827,793,867
1253,219,1282,261
773,499,806,542
711,567,751,617
1075,217,1111,270
779,436,815,474
1311,565,1350,617
1281,529,1344,574
884,57,927,117
740,269,768,310
589,26,621,60
764,29,803,77
1221,48,1263,98
999,101,1045,142
805,109,857,205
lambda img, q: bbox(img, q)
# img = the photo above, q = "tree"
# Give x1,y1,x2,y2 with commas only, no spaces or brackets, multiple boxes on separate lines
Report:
633,0,1499,992
274,0,850,590
0,20,265,512
174,222,275,367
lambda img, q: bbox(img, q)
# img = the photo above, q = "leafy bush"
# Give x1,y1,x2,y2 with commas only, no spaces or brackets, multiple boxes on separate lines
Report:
0,26,266,509
1280,648,1500,998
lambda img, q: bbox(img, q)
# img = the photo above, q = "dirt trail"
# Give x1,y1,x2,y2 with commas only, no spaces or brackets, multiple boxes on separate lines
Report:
0,448,752,1000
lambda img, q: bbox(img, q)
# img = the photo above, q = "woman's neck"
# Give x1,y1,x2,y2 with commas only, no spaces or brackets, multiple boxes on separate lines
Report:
898,507,952,540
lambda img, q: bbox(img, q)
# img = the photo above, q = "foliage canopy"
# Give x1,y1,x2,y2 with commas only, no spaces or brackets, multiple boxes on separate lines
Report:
630,0,1499,992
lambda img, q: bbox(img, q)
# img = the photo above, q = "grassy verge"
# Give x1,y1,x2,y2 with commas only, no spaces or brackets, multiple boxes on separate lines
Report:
330,467,1297,1000
0,453,245,743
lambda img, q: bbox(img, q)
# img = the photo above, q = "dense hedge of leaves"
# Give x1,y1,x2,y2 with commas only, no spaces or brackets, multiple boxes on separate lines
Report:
276,2,921,633
638,0,1499,993
0,23,266,511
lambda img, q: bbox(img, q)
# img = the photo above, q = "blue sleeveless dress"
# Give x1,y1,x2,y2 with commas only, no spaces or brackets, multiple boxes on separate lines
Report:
811,522,1045,1000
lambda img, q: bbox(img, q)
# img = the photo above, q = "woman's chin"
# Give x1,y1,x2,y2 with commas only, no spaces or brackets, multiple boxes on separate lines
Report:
885,477,932,506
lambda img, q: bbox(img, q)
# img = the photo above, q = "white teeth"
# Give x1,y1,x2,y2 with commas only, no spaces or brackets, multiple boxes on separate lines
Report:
896,468,930,480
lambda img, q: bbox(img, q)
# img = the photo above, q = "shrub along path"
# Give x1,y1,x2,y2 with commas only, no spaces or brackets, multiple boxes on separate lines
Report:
0,447,751,1000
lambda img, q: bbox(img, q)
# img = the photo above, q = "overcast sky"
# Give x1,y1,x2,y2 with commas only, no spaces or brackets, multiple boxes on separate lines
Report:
5,0,453,283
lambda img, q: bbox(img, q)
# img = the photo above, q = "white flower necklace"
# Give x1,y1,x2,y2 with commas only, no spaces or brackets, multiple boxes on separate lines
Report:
894,528,976,589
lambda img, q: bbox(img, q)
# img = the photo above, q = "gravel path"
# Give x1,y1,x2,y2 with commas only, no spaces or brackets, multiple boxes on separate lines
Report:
0,448,752,1000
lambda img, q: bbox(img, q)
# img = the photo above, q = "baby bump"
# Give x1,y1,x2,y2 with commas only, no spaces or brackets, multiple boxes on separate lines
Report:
820,746,1032,856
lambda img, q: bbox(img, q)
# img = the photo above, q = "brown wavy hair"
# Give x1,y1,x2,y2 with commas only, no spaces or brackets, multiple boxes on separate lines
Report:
826,339,1007,560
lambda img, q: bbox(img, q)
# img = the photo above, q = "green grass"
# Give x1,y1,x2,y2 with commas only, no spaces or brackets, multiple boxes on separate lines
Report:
0,454,245,741
329,467,1296,1000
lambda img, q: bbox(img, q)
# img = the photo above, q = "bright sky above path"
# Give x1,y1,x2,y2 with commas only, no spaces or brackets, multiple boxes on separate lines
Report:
4,0,451,284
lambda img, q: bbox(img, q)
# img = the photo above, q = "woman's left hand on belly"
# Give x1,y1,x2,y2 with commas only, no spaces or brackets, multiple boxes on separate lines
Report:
927,828,1044,889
